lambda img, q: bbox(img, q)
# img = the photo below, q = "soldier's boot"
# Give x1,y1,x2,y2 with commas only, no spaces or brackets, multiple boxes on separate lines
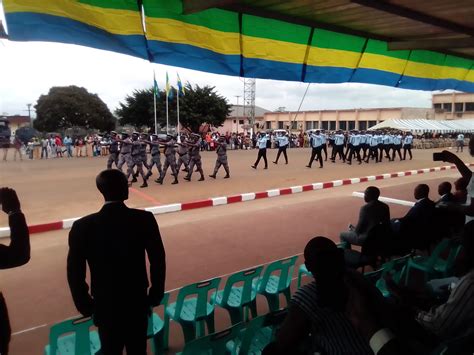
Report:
224,168,230,179
145,171,152,179
140,180,148,188
131,176,138,183
183,175,191,181
198,175,205,181
209,173,217,179
172,177,179,185
155,177,163,184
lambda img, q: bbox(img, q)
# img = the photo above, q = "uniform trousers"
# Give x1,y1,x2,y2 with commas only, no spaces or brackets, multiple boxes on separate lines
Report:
147,154,162,176
392,144,402,161
274,145,288,164
254,148,268,168
213,155,229,175
127,156,146,180
160,155,178,179
308,147,323,168
403,144,412,160
187,156,204,178
366,146,379,163
331,144,345,161
107,152,119,169
176,153,189,172
117,153,129,171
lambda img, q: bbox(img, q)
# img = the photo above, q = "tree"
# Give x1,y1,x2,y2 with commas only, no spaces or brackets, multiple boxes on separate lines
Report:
33,86,116,132
115,83,231,133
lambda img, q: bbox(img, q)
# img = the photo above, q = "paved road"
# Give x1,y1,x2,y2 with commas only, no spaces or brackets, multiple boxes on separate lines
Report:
2,169,460,354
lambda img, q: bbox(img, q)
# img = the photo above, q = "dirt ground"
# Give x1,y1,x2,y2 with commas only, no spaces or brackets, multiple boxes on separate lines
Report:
0,146,470,354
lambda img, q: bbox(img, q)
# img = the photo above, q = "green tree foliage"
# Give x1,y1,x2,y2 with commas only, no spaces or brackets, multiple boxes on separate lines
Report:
115,83,231,133
33,86,116,132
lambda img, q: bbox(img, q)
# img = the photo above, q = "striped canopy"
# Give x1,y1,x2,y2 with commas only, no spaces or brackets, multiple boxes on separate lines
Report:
3,0,474,92
369,119,474,133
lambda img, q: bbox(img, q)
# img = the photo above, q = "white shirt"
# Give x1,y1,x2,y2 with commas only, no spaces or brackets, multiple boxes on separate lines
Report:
404,135,413,145
351,134,361,146
276,135,289,147
457,134,464,141
320,134,327,144
393,135,402,145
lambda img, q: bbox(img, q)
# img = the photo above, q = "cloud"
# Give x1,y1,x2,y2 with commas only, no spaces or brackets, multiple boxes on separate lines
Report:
0,2,433,117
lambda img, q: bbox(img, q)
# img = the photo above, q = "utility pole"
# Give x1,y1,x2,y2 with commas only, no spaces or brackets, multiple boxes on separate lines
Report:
235,95,241,134
243,78,256,135
26,103,32,119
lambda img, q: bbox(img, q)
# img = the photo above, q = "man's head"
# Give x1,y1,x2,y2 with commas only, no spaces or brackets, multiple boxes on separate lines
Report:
304,237,345,282
364,186,380,203
96,169,129,202
132,132,139,141
414,184,430,200
438,181,452,196
454,177,469,191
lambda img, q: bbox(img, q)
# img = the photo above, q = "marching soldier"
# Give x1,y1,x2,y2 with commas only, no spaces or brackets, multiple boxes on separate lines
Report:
382,131,393,161
145,134,163,179
306,130,323,168
366,132,379,163
176,134,190,174
392,131,403,161
377,131,385,162
209,136,230,179
156,135,179,185
184,134,205,181
126,132,148,188
106,131,119,169
360,131,369,161
117,132,131,172
273,131,289,164
251,132,269,169
331,130,345,162
321,130,328,161
403,132,413,160
347,130,362,165
134,133,150,179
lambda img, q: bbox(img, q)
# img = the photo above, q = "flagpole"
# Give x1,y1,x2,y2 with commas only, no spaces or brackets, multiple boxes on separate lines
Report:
153,71,157,135
166,94,169,134
177,93,181,143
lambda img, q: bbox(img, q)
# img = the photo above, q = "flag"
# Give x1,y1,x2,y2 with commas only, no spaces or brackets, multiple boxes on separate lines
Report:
153,72,159,98
165,72,174,99
177,73,185,97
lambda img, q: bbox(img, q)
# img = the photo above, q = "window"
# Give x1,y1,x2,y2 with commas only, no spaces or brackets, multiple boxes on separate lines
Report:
305,121,312,131
465,102,474,111
321,121,329,130
239,119,244,124
291,121,297,130
443,103,452,111
265,121,271,129
339,121,347,131
455,103,463,112
278,121,284,129
348,121,355,130
433,103,442,109
313,121,319,129
359,121,367,131
368,121,377,128
233,120,236,123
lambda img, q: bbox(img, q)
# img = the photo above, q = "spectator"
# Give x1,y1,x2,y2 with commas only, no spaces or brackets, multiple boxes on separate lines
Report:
264,237,374,355
40,137,49,159
55,135,63,158
340,186,390,248
0,188,30,355
12,136,22,161
67,169,166,354
436,182,455,204
453,177,469,204
439,139,474,223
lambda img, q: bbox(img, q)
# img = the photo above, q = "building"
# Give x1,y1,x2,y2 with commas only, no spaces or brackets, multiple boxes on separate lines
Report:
432,93,474,120
1,115,32,135
262,107,434,132
217,105,270,134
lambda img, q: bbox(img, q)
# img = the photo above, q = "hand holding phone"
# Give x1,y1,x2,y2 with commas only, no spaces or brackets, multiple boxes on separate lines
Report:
433,152,445,161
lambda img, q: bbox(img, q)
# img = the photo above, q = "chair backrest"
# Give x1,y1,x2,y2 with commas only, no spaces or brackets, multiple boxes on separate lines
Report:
147,292,170,335
443,242,463,274
220,266,263,307
48,317,94,355
181,322,244,355
173,277,221,320
425,239,451,269
258,256,298,293
239,309,289,354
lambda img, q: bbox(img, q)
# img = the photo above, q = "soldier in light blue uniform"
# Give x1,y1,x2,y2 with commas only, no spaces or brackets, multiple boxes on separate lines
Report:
403,132,413,160
251,132,269,169
273,131,289,164
320,130,328,161
392,132,403,161
331,130,345,163
347,131,362,165
306,130,324,168
366,133,379,163
382,132,393,161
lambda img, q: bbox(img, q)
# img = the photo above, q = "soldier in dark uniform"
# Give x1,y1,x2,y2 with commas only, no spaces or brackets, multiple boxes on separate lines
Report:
156,135,178,185
106,131,119,169
126,132,148,188
176,134,190,174
184,134,205,181
209,136,230,179
117,132,131,172
145,134,162,179
134,133,150,179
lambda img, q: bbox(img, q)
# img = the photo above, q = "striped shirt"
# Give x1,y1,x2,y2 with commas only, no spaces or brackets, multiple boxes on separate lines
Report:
416,270,474,339
291,281,373,354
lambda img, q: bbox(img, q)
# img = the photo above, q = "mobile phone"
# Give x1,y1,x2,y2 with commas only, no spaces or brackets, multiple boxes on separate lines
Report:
433,152,445,161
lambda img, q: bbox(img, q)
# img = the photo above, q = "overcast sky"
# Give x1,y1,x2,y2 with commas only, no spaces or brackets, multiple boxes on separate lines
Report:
0,2,434,117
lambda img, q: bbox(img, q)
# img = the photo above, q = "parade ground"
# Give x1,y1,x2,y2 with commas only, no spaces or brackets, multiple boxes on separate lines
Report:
0,147,471,353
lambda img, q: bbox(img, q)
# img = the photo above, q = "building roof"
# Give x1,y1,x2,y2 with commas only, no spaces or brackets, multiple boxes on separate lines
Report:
369,118,474,133
4,115,31,125
228,105,270,118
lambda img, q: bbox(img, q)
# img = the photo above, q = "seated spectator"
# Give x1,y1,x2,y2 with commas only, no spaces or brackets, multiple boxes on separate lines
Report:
340,186,390,248
435,182,455,205
0,188,30,354
263,237,375,354
453,177,469,204
392,184,437,250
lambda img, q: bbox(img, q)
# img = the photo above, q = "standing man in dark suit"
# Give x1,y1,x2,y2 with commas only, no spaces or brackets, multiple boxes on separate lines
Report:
67,170,166,355
340,186,390,247
0,187,30,355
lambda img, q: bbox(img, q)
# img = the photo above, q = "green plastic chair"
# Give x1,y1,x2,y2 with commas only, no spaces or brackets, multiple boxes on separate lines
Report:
375,255,411,297
254,256,298,312
148,292,170,355
166,277,221,344
177,322,244,355
433,243,462,277
404,239,452,285
296,264,311,288
44,316,101,355
212,266,263,325
228,309,289,355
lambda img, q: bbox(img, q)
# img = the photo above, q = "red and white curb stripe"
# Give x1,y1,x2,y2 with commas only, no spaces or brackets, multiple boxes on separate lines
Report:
0,163,471,238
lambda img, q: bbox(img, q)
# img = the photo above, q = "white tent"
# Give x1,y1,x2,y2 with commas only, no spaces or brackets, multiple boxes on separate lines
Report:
368,119,474,134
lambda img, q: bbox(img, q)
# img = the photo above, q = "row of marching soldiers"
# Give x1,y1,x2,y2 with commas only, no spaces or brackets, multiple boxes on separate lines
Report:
105,131,230,188
306,129,414,168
